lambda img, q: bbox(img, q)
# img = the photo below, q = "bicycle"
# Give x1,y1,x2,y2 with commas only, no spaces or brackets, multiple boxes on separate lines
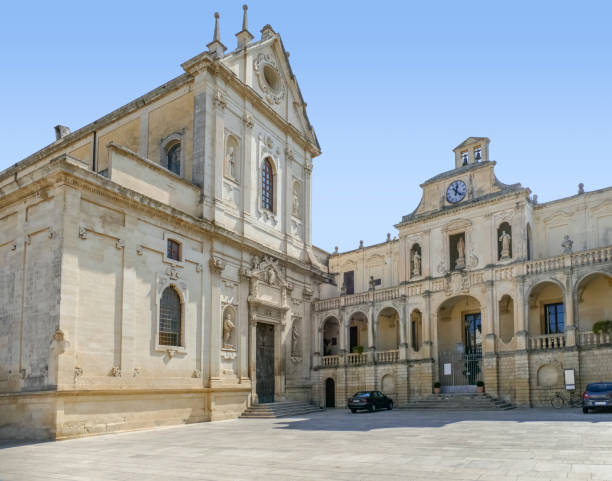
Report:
549,389,583,408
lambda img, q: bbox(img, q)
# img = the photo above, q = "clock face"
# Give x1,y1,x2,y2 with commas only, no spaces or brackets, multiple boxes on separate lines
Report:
446,180,467,203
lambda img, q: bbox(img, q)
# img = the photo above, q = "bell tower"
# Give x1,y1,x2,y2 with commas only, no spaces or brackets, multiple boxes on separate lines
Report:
453,137,490,168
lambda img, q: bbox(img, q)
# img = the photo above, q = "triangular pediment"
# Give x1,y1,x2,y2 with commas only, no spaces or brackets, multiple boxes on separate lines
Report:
221,32,319,150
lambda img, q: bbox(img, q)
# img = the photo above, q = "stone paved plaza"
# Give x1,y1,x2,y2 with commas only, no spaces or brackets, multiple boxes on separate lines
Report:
2,409,612,481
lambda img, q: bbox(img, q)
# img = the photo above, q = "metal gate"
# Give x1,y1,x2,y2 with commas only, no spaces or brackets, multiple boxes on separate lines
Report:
438,350,483,387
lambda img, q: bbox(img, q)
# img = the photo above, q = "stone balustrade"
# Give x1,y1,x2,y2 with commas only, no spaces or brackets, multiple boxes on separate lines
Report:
321,355,340,368
529,333,566,351
346,352,368,366
375,349,399,363
315,245,612,314
578,330,612,347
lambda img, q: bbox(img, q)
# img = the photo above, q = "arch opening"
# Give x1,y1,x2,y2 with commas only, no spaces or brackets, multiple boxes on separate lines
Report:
576,272,612,332
377,306,399,351
528,281,564,336
322,317,340,356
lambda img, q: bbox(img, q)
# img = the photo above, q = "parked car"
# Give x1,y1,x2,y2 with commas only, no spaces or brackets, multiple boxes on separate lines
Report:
583,382,612,413
348,391,393,413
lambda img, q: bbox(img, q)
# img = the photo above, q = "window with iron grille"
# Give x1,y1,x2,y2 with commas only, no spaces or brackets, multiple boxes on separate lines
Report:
167,239,181,261
159,287,181,346
167,143,181,176
261,158,274,211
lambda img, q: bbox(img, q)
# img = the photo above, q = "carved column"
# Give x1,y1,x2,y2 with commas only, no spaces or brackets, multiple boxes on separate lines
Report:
399,296,408,360
422,291,433,358
303,157,313,247
564,268,576,347
484,280,497,354
515,275,528,350
208,254,225,386
212,88,226,223
367,303,375,362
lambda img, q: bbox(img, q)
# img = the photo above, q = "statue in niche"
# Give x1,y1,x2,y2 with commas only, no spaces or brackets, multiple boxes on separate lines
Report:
266,266,278,285
561,235,573,254
499,230,512,259
455,236,466,269
227,145,236,178
292,186,300,217
291,322,300,358
223,310,235,348
412,250,421,277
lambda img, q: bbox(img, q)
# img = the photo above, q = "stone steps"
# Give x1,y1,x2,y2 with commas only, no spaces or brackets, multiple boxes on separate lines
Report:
400,393,516,411
240,401,321,419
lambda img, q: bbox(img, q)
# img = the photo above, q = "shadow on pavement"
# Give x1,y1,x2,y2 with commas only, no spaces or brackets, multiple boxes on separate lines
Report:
273,407,612,432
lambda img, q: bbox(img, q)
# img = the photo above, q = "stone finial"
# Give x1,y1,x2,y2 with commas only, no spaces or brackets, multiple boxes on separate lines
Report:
386,233,391,242
207,12,227,58
359,240,364,249
334,246,339,254
261,24,276,40
578,183,585,195
236,4,254,49
54,125,71,140
532,194,538,204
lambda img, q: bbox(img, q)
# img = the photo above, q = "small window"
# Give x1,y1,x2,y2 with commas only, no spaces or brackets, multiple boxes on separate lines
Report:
545,303,564,334
343,271,355,295
159,286,181,346
474,147,482,161
261,158,274,211
167,143,181,176
373,278,382,287
167,239,181,261
461,151,469,166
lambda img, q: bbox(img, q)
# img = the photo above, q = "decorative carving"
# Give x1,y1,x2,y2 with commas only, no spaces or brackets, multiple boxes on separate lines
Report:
192,369,201,378
51,329,70,355
265,135,274,149
285,146,294,160
221,349,237,360
254,53,286,104
79,226,88,240
250,255,284,287
10,241,17,251
242,114,254,129
136,245,144,256
562,235,573,254
303,286,313,300
196,263,203,273
213,90,226,109
209,256,226,272
110,366,122,377
48,228,55,239
24,234,31,246
133,367,143,377
166,348,177,359
292,183,300,217
166,266,181,280
74,366,83,379
115,239,125,250
469,252,479,269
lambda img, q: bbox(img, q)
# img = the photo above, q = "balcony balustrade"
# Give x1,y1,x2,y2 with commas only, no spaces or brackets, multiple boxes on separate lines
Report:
528,333,566,351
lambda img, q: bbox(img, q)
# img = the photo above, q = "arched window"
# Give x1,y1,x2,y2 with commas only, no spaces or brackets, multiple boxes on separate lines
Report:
167,143,181,176
261,158,274,211
159,286,181,346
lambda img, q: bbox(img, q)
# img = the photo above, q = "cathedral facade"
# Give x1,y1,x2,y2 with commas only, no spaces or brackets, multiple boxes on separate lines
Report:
2,8,612,441
0,9,328,440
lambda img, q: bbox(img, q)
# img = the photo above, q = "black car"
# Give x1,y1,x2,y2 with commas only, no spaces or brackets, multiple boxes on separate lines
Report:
583,382,612,413
348,391,393,413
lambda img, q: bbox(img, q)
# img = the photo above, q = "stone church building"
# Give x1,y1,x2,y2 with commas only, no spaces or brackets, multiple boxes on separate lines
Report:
1,8,612,440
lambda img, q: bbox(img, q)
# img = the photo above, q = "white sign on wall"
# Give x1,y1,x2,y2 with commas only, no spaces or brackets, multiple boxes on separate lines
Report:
444,363,452,376
564,369,576,390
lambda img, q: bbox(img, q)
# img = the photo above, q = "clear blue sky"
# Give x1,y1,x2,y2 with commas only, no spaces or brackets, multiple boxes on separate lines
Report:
1,1,610,253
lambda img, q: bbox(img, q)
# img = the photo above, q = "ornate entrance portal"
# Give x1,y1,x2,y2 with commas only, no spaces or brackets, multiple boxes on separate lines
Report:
256,323,275,403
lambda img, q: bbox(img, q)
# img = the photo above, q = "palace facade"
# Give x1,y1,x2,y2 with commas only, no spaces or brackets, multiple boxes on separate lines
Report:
314,137,612,409
1,8,612,441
